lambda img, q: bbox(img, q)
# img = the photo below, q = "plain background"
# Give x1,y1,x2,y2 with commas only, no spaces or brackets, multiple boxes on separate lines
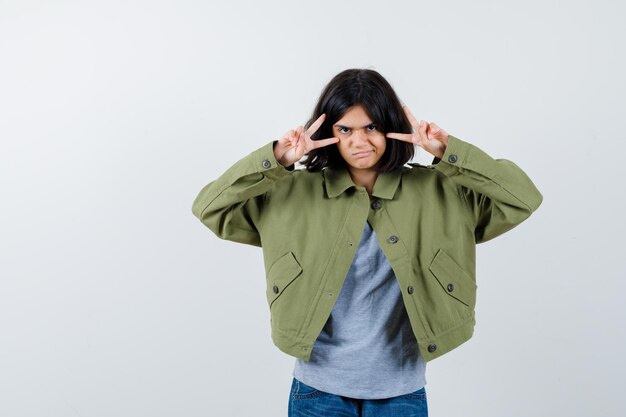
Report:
1,0,625,416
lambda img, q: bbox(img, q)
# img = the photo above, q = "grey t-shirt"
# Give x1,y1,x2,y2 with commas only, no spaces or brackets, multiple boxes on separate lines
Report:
293,222,426,399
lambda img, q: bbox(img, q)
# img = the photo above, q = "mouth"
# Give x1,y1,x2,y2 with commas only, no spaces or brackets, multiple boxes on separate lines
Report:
352,150,373,158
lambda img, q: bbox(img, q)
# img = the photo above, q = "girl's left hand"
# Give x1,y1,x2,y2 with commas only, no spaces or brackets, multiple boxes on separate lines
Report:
386,106,449,160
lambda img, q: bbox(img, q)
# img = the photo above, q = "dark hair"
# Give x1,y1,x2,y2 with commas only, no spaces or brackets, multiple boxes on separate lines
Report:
302,69,414,172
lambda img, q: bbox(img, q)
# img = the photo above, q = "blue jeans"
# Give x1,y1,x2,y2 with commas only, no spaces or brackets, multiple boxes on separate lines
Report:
288,378,428,417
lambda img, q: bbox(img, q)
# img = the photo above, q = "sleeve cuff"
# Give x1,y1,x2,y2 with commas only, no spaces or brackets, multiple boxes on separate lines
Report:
253,141,293,180
434,135,472,176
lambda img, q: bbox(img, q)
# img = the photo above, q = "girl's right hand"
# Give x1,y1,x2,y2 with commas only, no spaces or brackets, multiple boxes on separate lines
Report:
273,114,339,167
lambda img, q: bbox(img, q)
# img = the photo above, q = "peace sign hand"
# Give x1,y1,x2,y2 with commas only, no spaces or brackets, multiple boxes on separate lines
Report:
386,106,449,160
273,114,339,168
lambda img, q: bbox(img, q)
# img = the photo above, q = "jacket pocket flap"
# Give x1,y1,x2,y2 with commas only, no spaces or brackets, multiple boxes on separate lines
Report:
428,249,476,306
267,252,303,306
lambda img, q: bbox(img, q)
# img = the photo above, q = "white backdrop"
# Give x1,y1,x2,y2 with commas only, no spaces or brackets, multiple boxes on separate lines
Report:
1,1,625,416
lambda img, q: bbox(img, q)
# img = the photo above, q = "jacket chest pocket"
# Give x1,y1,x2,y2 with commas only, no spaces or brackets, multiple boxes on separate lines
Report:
428,249,477,308
266,252,303,308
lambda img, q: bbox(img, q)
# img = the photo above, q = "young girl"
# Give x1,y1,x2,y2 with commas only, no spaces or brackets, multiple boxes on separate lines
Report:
192,69,542,416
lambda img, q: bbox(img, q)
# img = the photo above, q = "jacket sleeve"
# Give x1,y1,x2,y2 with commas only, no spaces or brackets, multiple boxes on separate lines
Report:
434,136,543,243
191,141,292,247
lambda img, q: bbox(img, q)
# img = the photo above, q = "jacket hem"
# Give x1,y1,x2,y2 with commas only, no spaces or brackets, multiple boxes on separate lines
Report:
271,327,313,361
419,313,476,362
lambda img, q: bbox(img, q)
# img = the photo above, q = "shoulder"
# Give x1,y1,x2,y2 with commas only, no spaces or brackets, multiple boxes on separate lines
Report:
402,162,442,180
272,167,324,190
400,162,461,196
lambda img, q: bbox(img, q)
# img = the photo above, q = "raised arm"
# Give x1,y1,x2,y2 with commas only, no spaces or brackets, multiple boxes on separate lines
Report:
192,115,338,246
387,106,543,242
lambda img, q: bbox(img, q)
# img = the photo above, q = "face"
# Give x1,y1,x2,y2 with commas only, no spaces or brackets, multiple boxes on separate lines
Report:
332,105,386,174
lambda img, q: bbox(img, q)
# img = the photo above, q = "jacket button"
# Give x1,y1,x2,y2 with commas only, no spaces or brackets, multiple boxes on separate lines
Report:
388,235,398,244
428,344,437,353
447,283,454,292
407,286,414,294
262,159,271,169
447,154,458,163
371,199,382,210
272,285,279,294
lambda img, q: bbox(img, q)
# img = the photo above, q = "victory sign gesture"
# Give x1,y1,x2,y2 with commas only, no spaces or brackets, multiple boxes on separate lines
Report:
386,106,450,160
273,114,339,167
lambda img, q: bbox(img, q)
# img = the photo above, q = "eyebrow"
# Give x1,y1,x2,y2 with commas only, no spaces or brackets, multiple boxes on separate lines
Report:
334,122,376,129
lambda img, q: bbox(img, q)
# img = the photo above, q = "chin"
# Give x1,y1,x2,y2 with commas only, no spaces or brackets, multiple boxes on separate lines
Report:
353,162,376,170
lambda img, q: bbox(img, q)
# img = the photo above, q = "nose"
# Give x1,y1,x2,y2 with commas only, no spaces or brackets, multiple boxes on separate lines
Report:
353,129,368,146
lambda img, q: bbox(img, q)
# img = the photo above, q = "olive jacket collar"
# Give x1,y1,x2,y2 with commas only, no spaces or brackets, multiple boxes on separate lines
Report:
323,166,402,200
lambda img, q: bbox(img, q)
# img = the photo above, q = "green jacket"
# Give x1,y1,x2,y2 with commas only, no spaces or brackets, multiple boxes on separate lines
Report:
192,136,542,362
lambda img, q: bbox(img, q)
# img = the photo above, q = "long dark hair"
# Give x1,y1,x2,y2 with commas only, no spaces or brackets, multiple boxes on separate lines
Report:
302,69,414,172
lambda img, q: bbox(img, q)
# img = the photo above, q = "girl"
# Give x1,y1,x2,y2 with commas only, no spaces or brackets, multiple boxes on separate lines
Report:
192,69,542,416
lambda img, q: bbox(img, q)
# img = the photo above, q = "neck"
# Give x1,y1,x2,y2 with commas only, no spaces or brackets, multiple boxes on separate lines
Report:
347,168,378,195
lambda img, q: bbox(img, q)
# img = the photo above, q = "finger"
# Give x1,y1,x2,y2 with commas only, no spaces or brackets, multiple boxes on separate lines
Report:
294,126,304,148
386,132,416,143
403,106,420,130
282,129,294,140
280,129,295,147
427,122,448,139
306,113,326,136
417,120,429,144
426,122,439,139
310,136,339,149
286,129,298,147
295,129,306,158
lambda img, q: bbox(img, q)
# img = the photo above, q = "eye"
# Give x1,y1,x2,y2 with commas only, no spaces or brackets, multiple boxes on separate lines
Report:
367,124,378,132
338,126,351,134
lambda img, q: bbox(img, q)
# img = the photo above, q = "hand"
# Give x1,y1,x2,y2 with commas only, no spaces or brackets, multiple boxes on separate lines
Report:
273,114,339,167
386,106,449,159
